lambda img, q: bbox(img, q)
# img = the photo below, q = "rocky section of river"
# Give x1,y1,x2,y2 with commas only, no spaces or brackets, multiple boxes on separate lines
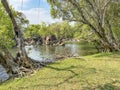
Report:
24,35,65,46
0,65,9,82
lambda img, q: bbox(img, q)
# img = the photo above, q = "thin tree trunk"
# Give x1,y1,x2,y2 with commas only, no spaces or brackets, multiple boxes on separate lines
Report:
1,0,27,57
0,0,37,78
0,0,52,79
1,0,33,68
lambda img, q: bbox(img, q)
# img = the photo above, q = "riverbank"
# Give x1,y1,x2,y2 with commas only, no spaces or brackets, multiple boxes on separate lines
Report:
0,52,120,90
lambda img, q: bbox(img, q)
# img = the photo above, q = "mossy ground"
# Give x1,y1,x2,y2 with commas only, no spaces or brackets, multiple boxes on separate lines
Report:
0,52,120,90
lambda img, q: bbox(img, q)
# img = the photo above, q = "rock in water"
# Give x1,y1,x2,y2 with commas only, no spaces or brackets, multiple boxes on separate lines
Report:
0,65,9,82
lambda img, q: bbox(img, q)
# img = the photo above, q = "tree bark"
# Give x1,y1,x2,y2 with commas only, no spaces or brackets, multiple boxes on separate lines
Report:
1,0,27,57
0,0,36,77
69,0,120,52
1,0,33,67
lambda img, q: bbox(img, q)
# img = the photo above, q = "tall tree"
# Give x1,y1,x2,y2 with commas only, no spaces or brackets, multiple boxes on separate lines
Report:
0,0,34,76
1,0,27,58
47,0,120,52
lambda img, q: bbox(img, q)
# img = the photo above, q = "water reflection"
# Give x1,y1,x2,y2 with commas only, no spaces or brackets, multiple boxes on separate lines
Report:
25,45,42,60
0,42,97,82
25,42,97,61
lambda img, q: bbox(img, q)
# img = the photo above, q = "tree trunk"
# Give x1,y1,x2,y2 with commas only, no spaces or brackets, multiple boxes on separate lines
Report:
0,0,36,76
0,50,17,76
68,0,120,52
1,0,27,57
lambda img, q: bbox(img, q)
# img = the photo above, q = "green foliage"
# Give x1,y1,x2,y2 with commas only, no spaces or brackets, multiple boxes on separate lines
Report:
24,21,74,40
0,3,29,48
24,20,99,41
0,3,15,48
47,0,120,51
49,21,73,39
24,24,40,38
50,6,56,18
39,22,51,37
24,22,50,38
106,2,120,40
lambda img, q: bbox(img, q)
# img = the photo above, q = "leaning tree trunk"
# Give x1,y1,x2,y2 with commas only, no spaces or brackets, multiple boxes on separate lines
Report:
0,0,34,75
1,0,27,58
0,49,18,76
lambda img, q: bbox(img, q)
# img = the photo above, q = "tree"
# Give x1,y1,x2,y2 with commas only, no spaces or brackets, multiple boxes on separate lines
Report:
39,22,50,37
59,21,73,39
24,21,73,41
24,24,40,38
0,0,36,76
0,3,15,48
47,0,120,52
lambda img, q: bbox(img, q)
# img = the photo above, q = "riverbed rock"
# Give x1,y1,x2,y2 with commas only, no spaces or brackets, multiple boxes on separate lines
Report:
24,35,65,46
45,35,57,45
0,65,9,82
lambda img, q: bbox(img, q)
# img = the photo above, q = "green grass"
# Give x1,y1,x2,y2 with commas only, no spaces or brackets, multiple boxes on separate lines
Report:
0,52,120,90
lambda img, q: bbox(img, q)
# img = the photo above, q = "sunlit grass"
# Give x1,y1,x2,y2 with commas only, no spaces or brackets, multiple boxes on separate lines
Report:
0,52,120,90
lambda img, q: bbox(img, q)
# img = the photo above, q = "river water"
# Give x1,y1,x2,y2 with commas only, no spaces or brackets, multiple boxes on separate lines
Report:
25,42,97,61
0,42,97,82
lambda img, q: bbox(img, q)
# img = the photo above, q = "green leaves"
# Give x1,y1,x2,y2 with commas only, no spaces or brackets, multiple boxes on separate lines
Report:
0,3,28,49
24,21,75,40
0,3,15,48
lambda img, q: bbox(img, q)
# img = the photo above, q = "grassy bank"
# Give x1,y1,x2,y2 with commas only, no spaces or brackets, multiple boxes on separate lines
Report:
0,52,120,90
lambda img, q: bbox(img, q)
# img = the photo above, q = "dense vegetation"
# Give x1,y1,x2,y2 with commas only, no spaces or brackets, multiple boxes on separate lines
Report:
0,3,14,48
0,3,29,48
47,0,120,52
24,21,74,40
24,21,95,42
1,1,120,51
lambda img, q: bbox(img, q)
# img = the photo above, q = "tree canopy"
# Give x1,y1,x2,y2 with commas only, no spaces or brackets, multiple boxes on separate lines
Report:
47,0,120,51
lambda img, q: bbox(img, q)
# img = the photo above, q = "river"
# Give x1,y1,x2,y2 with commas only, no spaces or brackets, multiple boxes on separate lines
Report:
25,42,97,61
0,42,97,82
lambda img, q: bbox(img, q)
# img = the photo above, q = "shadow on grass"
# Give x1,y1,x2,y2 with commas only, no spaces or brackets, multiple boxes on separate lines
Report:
82,80,120,90
97,83,119,90
30,64,120,90
27,65,81,88
28,64,97,89
43,65,79,85
93,52,120,58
